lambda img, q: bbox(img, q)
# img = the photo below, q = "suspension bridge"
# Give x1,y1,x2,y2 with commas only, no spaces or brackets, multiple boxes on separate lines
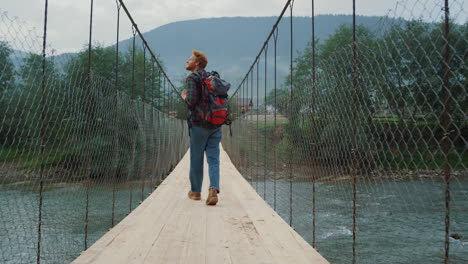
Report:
0,0,466,263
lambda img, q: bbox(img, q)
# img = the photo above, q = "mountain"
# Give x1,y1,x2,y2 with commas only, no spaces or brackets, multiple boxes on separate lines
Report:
11,15,397,95
119,15,396,91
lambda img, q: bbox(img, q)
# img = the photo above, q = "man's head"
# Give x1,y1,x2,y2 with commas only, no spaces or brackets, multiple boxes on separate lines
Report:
185,50,208,72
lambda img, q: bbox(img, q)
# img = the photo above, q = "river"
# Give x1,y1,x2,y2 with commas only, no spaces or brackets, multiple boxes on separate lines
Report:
1,180,467,263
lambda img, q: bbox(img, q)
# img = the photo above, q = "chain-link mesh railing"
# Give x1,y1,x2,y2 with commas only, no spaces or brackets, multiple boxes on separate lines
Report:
0,1,188,262
224,0,467,263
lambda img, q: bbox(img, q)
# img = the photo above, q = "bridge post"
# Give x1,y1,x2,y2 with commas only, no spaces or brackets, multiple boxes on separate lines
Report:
442,0,452,263
111,0,122,228
37,0,49,263
83,0,95,251
264,43,268,201
256,60,260,192
273,28,278,211
128,27,137,213
351,0,358,263
150,59,155,190
288,0,295,228
141,45,147,202
311,0,317,248
245,69,250,185
157,70,162,185
250,70,254,188
241,61,246,188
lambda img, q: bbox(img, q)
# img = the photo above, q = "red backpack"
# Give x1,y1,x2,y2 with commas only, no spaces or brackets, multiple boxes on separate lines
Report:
193,71,231,125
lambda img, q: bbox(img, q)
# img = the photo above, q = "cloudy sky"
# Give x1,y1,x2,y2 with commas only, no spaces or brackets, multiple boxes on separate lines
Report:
1,0,465,53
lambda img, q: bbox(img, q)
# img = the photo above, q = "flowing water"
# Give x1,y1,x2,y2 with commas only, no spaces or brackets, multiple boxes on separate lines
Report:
1,180,467,263
0,183,151,263
254,180,468,264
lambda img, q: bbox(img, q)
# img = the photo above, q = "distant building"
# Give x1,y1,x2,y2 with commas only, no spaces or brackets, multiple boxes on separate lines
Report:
237,98,253,114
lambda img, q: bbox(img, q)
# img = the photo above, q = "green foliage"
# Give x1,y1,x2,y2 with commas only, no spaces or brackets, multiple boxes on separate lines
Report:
282,19,467,171
0,41,15,94
1,52,65,146
264,88,288,115
63,44,165,107
0,42,180,181
373,20,467,122
228,98,240,121
174,96,188,120
0,42,15,142
282,24,376,167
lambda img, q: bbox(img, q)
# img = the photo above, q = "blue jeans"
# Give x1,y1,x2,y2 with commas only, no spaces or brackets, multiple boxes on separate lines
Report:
189,125,222,193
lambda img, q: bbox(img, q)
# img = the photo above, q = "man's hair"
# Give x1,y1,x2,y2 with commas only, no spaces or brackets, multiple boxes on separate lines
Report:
192,50,208,69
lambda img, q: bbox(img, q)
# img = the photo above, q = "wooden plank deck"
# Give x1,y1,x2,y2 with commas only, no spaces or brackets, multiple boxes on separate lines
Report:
72,146,329,264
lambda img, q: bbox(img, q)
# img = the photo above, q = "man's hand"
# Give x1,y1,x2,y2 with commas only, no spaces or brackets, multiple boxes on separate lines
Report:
181,89,187,100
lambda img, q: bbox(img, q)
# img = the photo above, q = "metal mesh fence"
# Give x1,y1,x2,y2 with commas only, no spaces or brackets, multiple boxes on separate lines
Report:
224,0,467,263
0,4,188,263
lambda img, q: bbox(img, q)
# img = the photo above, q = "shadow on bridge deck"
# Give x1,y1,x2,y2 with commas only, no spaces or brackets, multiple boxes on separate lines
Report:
72,146,328,264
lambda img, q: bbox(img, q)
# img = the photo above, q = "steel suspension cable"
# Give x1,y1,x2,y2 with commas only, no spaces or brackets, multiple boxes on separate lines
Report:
117,0,181,99
229,0,293,100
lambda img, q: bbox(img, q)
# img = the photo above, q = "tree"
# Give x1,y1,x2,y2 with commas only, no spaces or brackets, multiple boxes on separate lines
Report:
264,88,288,115
0,41,15,143
21,52,73,153
18,53,57,87
0,41,14,94
374,20,433,121
60,44,169,179
429,21,467,122
282,24,378,167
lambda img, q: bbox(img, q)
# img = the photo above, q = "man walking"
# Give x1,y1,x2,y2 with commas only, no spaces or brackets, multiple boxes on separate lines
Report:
181,50,221,206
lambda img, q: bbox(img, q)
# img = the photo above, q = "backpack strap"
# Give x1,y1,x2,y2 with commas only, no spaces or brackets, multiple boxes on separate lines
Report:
193,70,209,100
187,71,202,131
188,70,208,125
193,70,209,82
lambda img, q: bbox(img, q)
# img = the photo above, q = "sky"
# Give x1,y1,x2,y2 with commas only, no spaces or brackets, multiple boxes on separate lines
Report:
1,0,466,54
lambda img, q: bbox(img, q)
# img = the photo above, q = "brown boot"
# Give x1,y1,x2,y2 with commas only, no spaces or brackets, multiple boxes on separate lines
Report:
206,188,218,206
188,191,201,200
